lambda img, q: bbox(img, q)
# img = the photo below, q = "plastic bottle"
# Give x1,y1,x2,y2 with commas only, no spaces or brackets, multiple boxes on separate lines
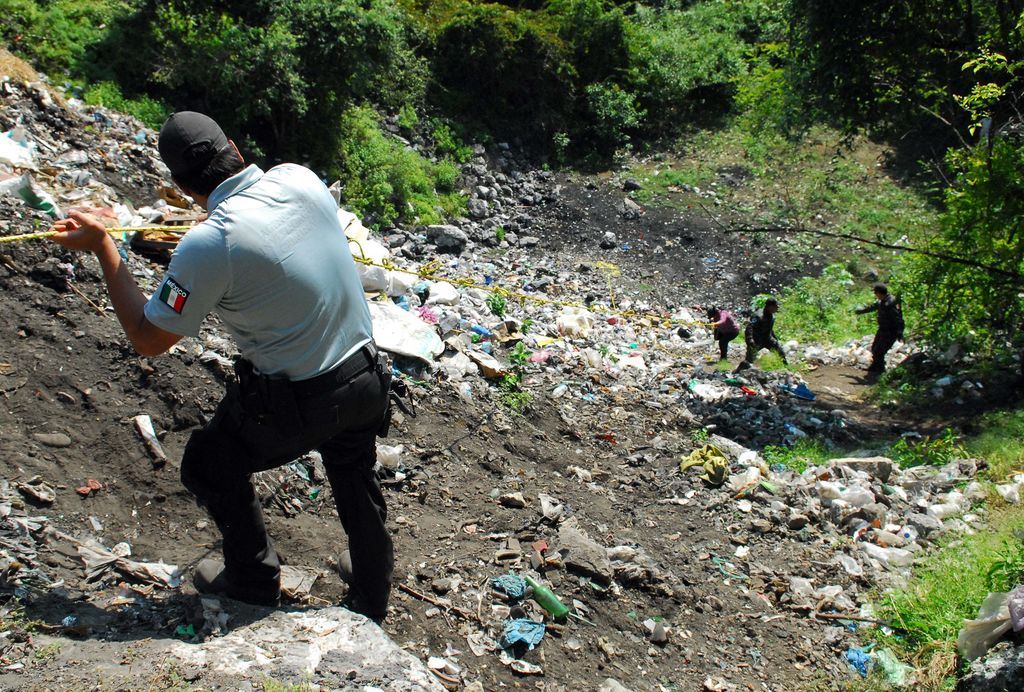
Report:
897,525,919,543
838,486,874,508
524,575,569,623
860,542,913,568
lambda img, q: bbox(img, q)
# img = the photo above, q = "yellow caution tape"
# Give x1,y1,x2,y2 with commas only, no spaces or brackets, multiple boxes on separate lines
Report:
349,254,708,327
0,226,185,244
4,224,711,328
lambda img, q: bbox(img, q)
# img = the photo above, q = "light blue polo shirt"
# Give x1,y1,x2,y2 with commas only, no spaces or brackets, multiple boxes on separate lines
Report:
144,164,372,381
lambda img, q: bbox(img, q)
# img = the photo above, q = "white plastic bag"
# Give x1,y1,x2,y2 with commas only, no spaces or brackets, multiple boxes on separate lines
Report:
0,128,36,169
0,172,62,218
957,592,1012,661
368,300,443,363
424,281,460,306
557,306,595,338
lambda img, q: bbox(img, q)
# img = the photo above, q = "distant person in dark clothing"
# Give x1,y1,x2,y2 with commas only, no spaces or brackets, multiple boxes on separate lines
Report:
739,297,787,369
707,306,740,360
855,282,905,374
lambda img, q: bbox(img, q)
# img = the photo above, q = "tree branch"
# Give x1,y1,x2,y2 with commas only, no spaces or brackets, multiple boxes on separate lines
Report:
696,201,1024,284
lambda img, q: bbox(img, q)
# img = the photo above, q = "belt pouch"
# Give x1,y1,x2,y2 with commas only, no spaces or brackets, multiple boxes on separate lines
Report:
233,358,263,418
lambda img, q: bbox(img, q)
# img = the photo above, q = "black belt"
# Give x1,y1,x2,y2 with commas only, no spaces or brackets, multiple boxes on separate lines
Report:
290,343,378,399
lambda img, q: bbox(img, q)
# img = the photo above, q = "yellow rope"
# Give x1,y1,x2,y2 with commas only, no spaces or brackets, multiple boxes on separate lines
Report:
4,225,711,328
349,254,708,327
0,226,186,244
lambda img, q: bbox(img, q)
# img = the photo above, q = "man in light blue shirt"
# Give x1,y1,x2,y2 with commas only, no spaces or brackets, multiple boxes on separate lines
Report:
49,112,394,620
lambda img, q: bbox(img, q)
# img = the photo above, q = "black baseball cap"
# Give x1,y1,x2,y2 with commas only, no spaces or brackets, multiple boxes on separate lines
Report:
158,111,229,178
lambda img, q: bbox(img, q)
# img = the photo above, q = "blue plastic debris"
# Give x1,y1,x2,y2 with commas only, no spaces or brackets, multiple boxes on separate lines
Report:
845,645,874,677
780,382,816,401
491,574,528,600
499,618,545,651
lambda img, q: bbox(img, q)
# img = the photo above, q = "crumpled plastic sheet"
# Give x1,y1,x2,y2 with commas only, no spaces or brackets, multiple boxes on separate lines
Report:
498,618,545,652
1008,584,1024,633
491,573,527,600
846,645,873,677
957,591,1013,661
780,382,816,400
77,539,181,588
874,648,914,686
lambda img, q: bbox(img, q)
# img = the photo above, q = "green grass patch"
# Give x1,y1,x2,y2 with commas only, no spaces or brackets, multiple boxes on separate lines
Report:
624,122,938,295
966,410,1024,482
626,161,717,206
751,350,796,372
761,437,832,473
712,359,733,372
872,507,1024,680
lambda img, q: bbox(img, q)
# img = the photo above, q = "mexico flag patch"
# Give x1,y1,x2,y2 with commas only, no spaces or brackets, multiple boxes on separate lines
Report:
158,277,189,314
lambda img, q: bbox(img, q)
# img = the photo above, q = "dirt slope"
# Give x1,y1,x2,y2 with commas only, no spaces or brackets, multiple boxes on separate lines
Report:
2,66,1010,692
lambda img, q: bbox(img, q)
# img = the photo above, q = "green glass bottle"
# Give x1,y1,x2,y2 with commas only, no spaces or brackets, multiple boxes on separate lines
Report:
524,575,569,622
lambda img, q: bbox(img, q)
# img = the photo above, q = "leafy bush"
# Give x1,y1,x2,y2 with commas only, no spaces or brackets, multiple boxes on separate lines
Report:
901,134,1024,358
777,264,875,345
498,343,533,414
95,0,427,171
486,293,507,318
431,120,473,164
734,42,804,137
82,81,169,129
397,104,419,130
625,3,749,132
0,0,125,75
335,106,465,229
582,81,644,151
887,428,965,469
431,3,572,142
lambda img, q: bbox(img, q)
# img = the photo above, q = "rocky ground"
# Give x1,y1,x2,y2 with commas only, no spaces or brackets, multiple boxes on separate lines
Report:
1,51,1022,691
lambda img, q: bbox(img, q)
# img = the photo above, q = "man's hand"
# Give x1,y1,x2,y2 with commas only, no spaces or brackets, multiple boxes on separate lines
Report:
49,210,111,254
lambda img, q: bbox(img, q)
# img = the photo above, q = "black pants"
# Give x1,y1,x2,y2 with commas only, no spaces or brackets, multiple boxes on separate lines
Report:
869,331,899,372
714,329,739,360
743,338,785,365
180,353,393,611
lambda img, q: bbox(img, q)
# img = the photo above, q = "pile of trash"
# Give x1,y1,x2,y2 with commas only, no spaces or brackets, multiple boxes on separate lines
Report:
0,75,172,230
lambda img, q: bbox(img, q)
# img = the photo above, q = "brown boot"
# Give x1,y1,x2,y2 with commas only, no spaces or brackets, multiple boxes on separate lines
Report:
193,558,280,607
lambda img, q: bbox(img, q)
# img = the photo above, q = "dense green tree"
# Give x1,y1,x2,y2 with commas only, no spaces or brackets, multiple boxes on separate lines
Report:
431,3,573,143
903,133,1024,357
92,0,426,168
901,36,1024,359
787,0,1024,135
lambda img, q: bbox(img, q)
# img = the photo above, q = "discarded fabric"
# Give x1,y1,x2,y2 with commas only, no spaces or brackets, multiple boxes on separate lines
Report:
679,444,729,487
499,618,545,652
491,574,528,599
